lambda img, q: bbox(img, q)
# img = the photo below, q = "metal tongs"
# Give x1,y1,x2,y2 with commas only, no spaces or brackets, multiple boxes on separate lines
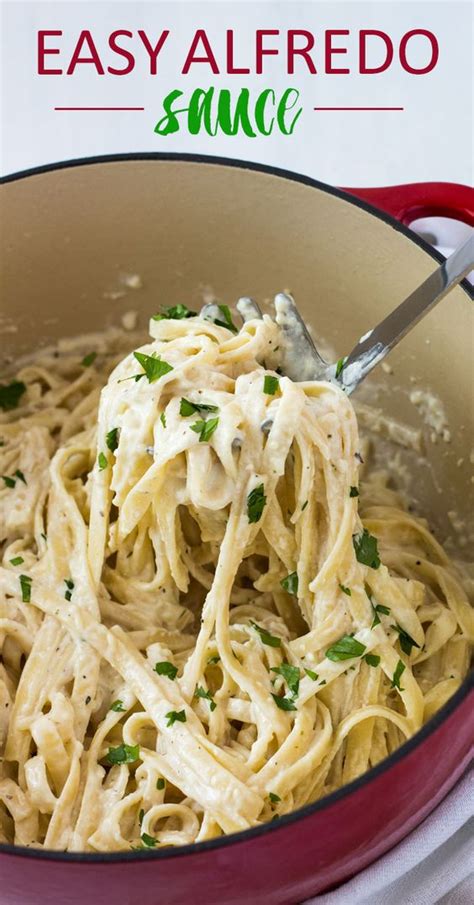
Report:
203,233,474,395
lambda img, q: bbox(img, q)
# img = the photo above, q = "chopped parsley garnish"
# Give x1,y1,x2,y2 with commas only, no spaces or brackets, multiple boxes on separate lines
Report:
64,578,74,601
353,529,381,569
2,470,26,488
160,411,166,428
165,709,186,727
179,398,218,417
138,808,144,826
326,635,366,662
250,620,281,648
280,572,298,595
370,606,380,628
106,427,120,452
156,778,165,790
81,352,97,368
140,833,157,848
392,624,420,656
371,603,391,628
98,452,108,471
349,486,359,497
179,396,194,416
190,417,219,443
19,574,32,603
339,583,352,596
207,655,220,665
10,556,24,566
335,357,346,379
271,692,297,712
269,792,281,803
121,351,173,384
263,375,280,396
364,653,381,668
152,303,196,321
301,500,308,511
106,743,140,765
270,663,300,697
195,685,217,711
304,668,319,681
134,351,173,382
391,659,406,691
154,661,178,680
0,381,26,412
209,304,238,333
247,483,266,523
110,699,125,712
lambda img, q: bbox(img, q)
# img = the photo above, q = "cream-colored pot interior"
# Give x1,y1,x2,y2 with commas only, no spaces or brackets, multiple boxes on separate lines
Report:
1,158,472,544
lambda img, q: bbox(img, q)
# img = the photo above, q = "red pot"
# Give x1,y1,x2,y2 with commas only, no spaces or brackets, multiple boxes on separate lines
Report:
1,157,473,905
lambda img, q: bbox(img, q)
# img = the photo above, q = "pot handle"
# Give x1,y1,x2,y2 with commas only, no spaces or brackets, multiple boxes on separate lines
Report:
340,183,474,227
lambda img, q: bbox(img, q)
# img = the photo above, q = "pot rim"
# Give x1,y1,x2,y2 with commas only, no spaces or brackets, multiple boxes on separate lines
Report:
1,152,472,299
0,152,472,863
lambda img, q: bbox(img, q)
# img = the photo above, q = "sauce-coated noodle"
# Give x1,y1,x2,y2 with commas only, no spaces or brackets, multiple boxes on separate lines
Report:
0,312,472,851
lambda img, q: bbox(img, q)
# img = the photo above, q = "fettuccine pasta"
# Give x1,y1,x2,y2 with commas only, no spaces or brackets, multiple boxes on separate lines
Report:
0,307,472,851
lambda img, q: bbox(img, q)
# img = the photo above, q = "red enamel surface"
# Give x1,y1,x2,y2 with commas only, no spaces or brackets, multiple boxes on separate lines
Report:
1,688,472,905
341,182,474,227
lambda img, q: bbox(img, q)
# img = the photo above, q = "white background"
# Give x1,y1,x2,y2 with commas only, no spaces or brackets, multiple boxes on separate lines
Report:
0,0,472,187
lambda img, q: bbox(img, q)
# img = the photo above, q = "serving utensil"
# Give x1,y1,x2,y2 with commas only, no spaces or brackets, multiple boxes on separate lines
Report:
203,233,474,396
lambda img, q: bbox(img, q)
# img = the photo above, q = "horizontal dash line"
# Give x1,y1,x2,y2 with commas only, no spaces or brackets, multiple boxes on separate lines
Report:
54,106,145,111
314,106,404,111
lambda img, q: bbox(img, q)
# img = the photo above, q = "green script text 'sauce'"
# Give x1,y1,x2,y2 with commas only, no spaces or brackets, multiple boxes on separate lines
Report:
154,87,302,137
